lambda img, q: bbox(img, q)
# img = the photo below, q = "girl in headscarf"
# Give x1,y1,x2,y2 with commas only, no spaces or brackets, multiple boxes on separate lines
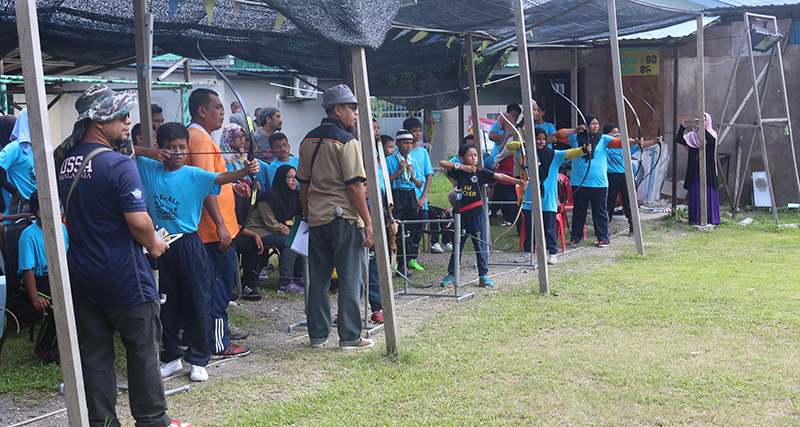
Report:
0,114,17,149
219,123,252,196
239,165,304,295
677,113,720,225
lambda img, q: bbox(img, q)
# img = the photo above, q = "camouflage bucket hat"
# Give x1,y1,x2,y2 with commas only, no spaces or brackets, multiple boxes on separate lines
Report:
75,84,137,122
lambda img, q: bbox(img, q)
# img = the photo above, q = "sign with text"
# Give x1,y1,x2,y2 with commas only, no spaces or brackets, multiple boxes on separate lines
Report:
620,48,660,76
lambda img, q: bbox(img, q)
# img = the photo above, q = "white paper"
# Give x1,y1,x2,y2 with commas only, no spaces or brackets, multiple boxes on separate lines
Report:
290,220,310,258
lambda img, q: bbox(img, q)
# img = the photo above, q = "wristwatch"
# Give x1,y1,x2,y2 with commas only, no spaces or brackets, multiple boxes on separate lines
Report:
454,163,460,170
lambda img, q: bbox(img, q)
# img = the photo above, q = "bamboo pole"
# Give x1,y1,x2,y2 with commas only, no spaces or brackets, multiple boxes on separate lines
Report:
697,14,708,226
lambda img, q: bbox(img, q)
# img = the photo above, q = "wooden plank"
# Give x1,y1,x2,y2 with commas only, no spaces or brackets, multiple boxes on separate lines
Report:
697,14,708,226
133,0,154,147
607,0,644,254
513,0,549,293
465,34,484,157
346,47,398,353
14,0,88,424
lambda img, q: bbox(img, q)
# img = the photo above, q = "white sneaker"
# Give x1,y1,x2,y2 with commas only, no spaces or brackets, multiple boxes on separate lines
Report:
190,365,208,382
500,221,512,227
431,243,444,253
444,243,453,251
514,253,532,263
341,338,375,350
160,359,183,377
547,254,558,265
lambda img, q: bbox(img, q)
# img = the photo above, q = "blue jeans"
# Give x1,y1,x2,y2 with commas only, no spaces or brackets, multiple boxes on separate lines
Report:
570,186,609,242
368,247,381,312
307,218,367,346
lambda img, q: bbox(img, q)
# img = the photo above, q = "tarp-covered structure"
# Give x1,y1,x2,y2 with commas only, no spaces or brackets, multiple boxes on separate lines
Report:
0,0,697,109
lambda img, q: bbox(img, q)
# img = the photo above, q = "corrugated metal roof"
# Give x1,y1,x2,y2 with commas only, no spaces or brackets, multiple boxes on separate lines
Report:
644,0,800,11
620,15,720,40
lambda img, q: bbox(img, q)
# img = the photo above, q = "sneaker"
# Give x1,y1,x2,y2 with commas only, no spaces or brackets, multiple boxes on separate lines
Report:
431,243,444,253
597,240,610,247
547,254,558,265
213,343,250,358
160,359,183,377
478,275,495,288
570,240,580,246
229,325,249,340
341,338,375,350
278,282,305,294
514,252,531,263
370,311,384,324
628,227,635,236
241,285,262,301
440,274,455,288
500,221,512,227
444,243,453,251
168,419,193,427
258,267,269,280
310,338,329,349
190,365,208,382
407,259,424,271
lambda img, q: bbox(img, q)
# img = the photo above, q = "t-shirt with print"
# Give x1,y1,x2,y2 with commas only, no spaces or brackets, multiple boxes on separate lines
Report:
408,146,432,209
186,125,239,243
18,221,68,277
606,143,639,174
297,118,366,228
0,140,36,215
253,131,273,163
56,142,157,309
447,167,496,217
136,157,220,235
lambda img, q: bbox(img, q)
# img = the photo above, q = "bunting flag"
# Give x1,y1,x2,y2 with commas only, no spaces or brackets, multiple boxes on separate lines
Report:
423,34,442,45
446,35,456,48
203,0,214,23
410,31,428,43
233,2,241,19
477,40,489,51
169,0,180,19
392,29,411,40
275,12,285,30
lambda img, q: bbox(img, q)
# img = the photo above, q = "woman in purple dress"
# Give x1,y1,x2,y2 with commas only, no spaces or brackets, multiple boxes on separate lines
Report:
676,113,721,225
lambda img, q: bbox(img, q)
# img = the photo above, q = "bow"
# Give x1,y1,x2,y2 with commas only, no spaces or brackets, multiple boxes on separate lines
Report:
551,81,591,194
628,84,663,186
621,95,644,182
492,107,527,244
196,38,258,276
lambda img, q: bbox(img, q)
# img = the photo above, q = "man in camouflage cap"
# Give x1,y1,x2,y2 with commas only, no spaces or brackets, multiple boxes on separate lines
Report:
55,84,191,427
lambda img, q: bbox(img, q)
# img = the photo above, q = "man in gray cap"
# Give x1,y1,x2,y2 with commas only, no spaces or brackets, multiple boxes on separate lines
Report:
297,83,374,350
253,106,282,163
55,84,190,427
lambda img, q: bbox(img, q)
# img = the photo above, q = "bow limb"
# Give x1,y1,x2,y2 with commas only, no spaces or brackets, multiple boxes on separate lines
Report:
622,95,644,182
629,84,663,185
551,81,592,194
197,38,258,276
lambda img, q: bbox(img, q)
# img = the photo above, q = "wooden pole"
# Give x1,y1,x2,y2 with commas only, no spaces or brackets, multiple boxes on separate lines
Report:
465,34,484,157
672,45,678,214
697,14,708,226
458,57,465,141
15,0,88,424
571,48,578,128
346,47,398,354
133,0,154,147
608,0,644,254
513,0,549,293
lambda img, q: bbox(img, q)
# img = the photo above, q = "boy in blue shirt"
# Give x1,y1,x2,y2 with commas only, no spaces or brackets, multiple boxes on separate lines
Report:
0,108,37,216
266,132,299,190
136,123,260,382
402,118,432,271
20,190,68,364
385,129,423,275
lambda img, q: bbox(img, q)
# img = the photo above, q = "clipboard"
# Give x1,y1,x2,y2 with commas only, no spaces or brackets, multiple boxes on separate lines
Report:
284,215,309,258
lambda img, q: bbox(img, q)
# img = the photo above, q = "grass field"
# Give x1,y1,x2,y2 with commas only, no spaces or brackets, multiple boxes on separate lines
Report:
4,175,800,426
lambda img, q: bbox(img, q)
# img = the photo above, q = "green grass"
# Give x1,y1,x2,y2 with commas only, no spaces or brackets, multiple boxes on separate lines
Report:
158,222,800,426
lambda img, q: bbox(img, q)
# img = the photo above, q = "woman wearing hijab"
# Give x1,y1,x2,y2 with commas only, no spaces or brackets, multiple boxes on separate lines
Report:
0,114,16,149
677,113,720,225
239,165,304,297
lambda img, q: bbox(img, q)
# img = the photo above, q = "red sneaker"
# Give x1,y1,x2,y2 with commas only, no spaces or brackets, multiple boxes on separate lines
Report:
212,343,250,358
169,419,193,427
370,311,384,324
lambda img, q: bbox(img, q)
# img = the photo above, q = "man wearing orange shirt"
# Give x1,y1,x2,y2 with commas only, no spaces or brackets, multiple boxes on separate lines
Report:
185,89,250,358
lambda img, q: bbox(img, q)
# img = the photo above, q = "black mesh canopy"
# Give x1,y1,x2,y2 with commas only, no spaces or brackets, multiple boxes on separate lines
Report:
0,0,695,109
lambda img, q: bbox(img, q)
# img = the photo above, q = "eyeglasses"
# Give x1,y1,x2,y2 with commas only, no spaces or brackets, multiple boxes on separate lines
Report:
285,175,297,180
342,104,358,111
234,134,246,141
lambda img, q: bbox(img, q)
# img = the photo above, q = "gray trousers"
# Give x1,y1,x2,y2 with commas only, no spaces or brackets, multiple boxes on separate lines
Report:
76,299,171,427
307,218,367,346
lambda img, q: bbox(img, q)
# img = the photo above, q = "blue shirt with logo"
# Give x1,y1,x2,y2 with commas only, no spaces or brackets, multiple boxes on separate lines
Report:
0,141,36,215
568,134,613,188
385,154,423,191
136,157,220,235
57,142,157,309
18,221,69,277
409,146,433,209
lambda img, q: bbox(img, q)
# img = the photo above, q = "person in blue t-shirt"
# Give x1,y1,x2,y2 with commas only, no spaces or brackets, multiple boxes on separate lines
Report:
403,118,433,272
136,123,260,382
0,107,37,216
386,129,424,275
19,191,68,365
604,123,661,236
266,132,299,190
509,128,590,265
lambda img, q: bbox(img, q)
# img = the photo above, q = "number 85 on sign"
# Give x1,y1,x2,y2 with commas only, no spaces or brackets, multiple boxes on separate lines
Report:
620,48,660,76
